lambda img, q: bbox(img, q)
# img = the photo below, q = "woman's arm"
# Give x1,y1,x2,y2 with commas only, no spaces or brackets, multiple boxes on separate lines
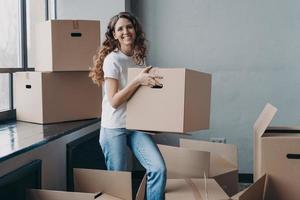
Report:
106,66,161,109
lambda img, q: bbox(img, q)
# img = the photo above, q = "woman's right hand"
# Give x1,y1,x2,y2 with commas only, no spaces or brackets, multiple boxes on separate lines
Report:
135,66,163,87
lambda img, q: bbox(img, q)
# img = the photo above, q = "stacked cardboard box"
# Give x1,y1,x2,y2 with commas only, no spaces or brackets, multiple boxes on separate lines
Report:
15,20,101,124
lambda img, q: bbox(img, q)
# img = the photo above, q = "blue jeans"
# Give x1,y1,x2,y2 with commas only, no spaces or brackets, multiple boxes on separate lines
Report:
100,127,166,200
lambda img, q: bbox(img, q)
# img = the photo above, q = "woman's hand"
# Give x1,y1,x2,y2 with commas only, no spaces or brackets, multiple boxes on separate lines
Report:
135,66,163,87
106,66,163,109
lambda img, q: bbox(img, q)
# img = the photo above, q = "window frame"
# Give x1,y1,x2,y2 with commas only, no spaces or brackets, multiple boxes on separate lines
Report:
0,0,54,122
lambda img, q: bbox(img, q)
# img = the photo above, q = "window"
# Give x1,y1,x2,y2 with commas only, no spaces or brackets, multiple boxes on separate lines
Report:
0,0,20,68
27,0,50,68
0,0,51,122
0,74,10,112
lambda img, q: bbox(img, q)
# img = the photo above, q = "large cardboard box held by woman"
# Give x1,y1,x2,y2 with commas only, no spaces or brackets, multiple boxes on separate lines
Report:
126,68,211,133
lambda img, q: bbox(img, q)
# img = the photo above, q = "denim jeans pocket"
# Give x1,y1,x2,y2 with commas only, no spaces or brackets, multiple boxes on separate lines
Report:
100,127,126,144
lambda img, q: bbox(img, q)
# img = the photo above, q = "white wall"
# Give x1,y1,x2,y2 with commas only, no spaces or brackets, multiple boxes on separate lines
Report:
0,123,100,190
131,0,300,173
56,0,130,43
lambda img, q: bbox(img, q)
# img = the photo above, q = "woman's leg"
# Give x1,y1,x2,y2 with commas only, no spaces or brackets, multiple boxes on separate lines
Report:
99,127,128,171
127,131,166,200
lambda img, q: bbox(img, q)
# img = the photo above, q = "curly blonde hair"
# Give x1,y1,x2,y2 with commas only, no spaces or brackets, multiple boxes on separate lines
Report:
89,12,147,86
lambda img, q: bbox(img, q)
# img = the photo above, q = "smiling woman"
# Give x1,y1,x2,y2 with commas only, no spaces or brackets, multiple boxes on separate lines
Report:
89,12,166,200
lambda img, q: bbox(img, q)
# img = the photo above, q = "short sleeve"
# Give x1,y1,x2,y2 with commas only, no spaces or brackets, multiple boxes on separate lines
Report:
103,56,120,80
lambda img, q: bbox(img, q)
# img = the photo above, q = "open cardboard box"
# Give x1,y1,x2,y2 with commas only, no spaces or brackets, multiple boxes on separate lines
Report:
158,144,210,179
165,175,270,200
165,178,229,200
28,169,145,200
253,103,300,200
126,68,211,133
28,189,122,200
74,169,145,200
179,139,238,196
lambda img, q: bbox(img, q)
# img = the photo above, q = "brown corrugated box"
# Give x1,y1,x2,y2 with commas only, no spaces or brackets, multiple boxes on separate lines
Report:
158,144,210,179
15,71,101,124
126,68,211,133
28,169,145,200
34,20,100,72
179,139,239,196
253,103,300,200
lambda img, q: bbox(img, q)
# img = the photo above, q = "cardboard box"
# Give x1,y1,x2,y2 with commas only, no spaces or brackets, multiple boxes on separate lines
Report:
28,189,122,200
126,68,211,133
28,169,146,200
180,138,239,196
253,103,300,200
158,144,210,179
15,71,101,124
73,168,145,200
165,178,229,200
34,20,100,71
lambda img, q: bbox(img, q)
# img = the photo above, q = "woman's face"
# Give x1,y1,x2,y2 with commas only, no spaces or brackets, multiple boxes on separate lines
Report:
113,18,136,49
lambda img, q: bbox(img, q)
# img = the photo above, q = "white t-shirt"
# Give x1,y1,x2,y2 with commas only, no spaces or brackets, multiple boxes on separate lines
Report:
101,50,142,128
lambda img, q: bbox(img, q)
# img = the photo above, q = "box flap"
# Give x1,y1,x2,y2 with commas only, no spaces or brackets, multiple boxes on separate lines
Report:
231,175,267,200
191,178,230,200
210,155,237,177
230,188,246,199
96,193,123,200
180,138,237,168
253,103,277,138
179,139,238,196
135,174,146,200
253,103,277,181
28,189,97,200
165,178,229,200
165,179,201,200
158,144,210,179
74,168,132,200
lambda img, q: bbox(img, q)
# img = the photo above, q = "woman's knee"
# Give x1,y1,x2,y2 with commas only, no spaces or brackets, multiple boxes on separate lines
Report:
148,163,167,178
